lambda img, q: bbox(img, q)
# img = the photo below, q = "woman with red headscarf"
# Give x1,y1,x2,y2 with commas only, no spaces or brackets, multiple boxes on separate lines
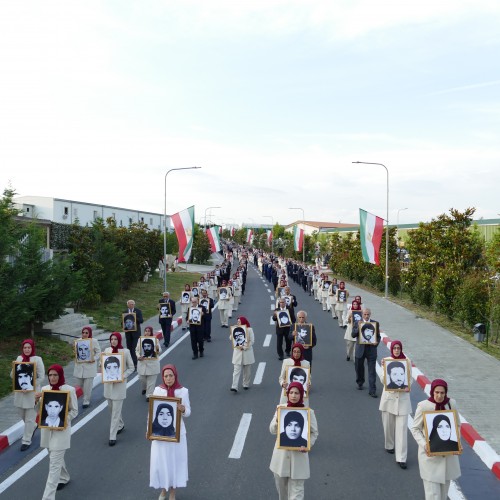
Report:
103,332,135,446
217,280,232,328
150,365,191,500
229,316,255,392
379,340,412,469
269,382,319,500
411,379,461,499
344,299,362,362
73,326,101,409
10,339,45,451
36,364,78,498
278,342,311,405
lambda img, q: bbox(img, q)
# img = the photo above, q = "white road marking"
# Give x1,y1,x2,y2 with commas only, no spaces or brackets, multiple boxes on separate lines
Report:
253,362,266,384
270,305,274,310
228,413,252,459
264,334,272,347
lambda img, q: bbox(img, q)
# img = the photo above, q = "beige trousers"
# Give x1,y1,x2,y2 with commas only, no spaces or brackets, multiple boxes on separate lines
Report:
42,449,70,500
107,399,124,439
232,364,252,389
74,376,94,405
381,411,408,462
274,474,305,500
140,374,158,398
19,407,37,445
219,308,229,326
345,340,355,360
423,479,450,500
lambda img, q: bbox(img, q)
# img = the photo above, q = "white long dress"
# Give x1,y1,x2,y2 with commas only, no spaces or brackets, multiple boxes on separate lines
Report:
149,386,191,490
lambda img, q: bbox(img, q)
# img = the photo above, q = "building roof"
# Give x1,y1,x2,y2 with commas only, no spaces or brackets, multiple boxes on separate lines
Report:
285,220,359,230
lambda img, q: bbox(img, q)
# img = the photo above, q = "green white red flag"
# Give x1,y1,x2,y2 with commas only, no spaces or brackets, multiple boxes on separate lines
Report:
172,205,195,263
266,229,272,246
293,225,304,252
246,229,253,244
206,226,222,252
359,208,384,265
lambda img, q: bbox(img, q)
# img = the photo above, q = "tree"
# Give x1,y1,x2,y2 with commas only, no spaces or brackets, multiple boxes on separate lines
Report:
191,225,211,264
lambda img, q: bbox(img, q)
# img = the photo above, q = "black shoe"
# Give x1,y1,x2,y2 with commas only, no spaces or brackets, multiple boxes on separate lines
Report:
192,355,198,360
57,481,70,491
20,443,30,451
82,403,90,409
230,388,238,392
398,462,407,469
109,440,116,446
207,338,211,342
163,343,169,348
386,448,395,454
357,384,364,390
333,316,338,319
346,356,350,361
200,352,204,357
278,356,284,360
117,426,124,435
243,387,249,390
182,327,186,330
369,392,378,398
141,390,146,395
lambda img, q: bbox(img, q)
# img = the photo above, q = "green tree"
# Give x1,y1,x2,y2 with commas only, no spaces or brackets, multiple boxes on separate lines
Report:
191,225,211,264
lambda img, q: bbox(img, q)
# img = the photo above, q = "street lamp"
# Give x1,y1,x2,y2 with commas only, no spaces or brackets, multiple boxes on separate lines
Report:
396,207,408,242
263,215,274,252
163,167,202,292
204,206,221,228
289,207,305,262
352,161,389,299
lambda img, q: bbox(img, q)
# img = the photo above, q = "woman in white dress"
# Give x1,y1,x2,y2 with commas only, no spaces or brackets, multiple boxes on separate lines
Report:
150,364,191,500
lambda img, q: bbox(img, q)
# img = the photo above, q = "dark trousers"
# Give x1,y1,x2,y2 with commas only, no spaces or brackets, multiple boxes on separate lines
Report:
276,328,291,358
125,331,139,367
190,325,204,356
202,317,212,340
355,350,377,393
159,318,173,346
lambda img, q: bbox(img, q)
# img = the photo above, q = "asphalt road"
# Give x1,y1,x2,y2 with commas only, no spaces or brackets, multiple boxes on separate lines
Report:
1,264,499,499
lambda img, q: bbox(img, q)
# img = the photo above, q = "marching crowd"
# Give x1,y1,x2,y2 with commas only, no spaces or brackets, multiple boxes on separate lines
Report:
10,244,461,500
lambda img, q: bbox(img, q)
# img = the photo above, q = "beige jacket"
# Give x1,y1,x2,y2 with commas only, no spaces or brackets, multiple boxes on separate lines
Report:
136,337,161,376
379,357,412,415
230,327,255,365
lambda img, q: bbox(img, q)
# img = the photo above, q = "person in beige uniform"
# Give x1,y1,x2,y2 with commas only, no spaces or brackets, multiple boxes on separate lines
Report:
37,364,78,500
411,379,461,500
278,343,311,405
73,326,101,409
379,340,412,469
103,332,134,446
217,280,232,327
136,325,161,399
11,339,45,451
229,316,255,392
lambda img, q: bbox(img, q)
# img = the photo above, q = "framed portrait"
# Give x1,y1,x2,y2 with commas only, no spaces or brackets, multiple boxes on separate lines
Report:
39,390,70,430
218,286,230,300
199,298,211,314
322,280,331,291
181,291,191,304
230,325,248,349
159,302,172,319
12,361,36,392
292,323,313,347
188,306,202,325
383,358,411,391
122,312,137,332
284,295,293,307
147,396,182,442
277,407,311,451
74,339,94,363
351,310,363,323
423,409,462,456
358,321,379,345
337,289,348,302
276,286,286,298
283,365,310,397
101,352,124,383
191,286,199,297
139,336,158,359
276,309,291,328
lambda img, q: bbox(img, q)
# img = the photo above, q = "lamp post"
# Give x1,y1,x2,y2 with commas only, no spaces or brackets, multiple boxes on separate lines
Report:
396,207,408,242
263,215,274,253
289,207,305,262
163,167,201,292
352,161,389,298
204,206,221,228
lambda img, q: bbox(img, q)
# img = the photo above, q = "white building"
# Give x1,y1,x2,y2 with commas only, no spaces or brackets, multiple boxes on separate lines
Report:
13,196,168,231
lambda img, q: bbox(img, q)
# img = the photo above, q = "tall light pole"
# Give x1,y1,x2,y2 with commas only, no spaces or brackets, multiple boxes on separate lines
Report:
204,206,221,228
353,161,389,299
289,207,305,262
163,167,201,292
396,207,408,242
263,215,274,252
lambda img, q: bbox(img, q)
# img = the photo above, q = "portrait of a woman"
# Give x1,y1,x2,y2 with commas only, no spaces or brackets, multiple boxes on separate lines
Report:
428,414,459,453
152,403,176,438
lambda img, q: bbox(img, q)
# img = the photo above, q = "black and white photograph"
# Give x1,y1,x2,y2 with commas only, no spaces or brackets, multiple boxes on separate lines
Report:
218,287,230,300
199,298,211,313
322,280,331,291
139,337,158,359
276,286,286,298
12,362,36,392
277,310,291,328
101,353,124,383
147,396,181,442
358,321,379,345
423,409,462,456
39,390,70,430
383,358,411,391
191,286,199,297
277,407,311,451
188,306,203,325
122,311,137,332
159,302,172,319
292,323,313,347
181,291,191,304
74,339,94,363
337,289,348,302
352,310,363,323
230,325,248,349
284,366,310,397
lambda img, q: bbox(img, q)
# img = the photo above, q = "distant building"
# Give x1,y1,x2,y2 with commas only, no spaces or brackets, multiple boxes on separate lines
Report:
285,220,359,236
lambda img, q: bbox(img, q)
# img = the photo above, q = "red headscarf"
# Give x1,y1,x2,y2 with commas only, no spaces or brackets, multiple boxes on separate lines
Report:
47,364,65,390
339,281,345,289
82,326,93,338
238,316,251,327
390,340,406,359
287,382,305,408
144,326,154,335
351,300,361,311
291,343,305,366
109,332,123,353
428,379,450,410
160,364,183,397
21,339,35,362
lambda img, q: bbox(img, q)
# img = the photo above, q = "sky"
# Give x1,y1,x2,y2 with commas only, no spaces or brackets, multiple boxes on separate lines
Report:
1,0,499,229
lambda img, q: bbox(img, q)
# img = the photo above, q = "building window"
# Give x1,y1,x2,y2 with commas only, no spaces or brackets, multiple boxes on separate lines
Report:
150,218,153,225
93,210,99,220
64,207,68,215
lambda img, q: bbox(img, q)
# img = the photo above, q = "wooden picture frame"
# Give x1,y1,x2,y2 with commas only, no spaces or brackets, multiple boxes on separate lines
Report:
147,396,182,442
284,295,293,307
39,390,70,430
230,325,248,349
292,323,313,347
357,321,379,345
74,339,94,363
322,280,331,291
188,306,202,325
12,361,36,392
139,336,158,359
276,309,291,328
277,407,311,451
181,291,191,304
199,298,211,314
122,312,137,332
383,358,411,391
191,286,199,298
218,287,230,300
423,409,462,456
337,289,348,303
101,352,125,383
159,301,172,319
276,286,286,298
351,310,363,324
283,365,310,398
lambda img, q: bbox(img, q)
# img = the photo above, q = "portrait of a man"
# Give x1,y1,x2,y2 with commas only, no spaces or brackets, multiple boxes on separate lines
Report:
231,325,247,348
338,290,347,302
278,408,310,450
189,307,202,325
141,338,157,358
13,362,35,392
39,390,69,429
200,298,210,313
293,324,312,347
159,303,171,319
384,360,410,391
277,310,291,327
122,312,137,332
218,287,229,300
358,321,379,345
102,354,123,383
181,292,190,304
352,310,363,323
323,280,331,291
75,339,93,363
191,287,199,297
284,366,310,397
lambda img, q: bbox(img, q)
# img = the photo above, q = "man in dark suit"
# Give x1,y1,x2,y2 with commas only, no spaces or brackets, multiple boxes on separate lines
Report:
158,292,177,348
352,308,380,397
273,298,296,360
123,299,143,370
199,288,214,342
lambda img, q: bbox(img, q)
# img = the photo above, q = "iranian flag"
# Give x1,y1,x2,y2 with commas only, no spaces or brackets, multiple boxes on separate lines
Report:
359,208,384,265
206,226,222,252
171,205,195,263
231,227,236,237
246,228,253,244
266,229,273,246
293,225,304,252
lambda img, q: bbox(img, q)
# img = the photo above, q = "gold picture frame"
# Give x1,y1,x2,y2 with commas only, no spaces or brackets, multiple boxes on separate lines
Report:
199,297,211,314
139,336,158,359
12,361,36,392
283,365,310,398
74,339,94,364
423,409,462,456
181,291,191,304
159,301,172,319
122,312,137,332
357,321,379,345
230,325,248,349
383,357,411,391
188,306,203,325
276,309,291,328
38,390,70,430
277,407,311,451
147,396,182,442
101,352,125,383
218,287,230,300
292,323,313,347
